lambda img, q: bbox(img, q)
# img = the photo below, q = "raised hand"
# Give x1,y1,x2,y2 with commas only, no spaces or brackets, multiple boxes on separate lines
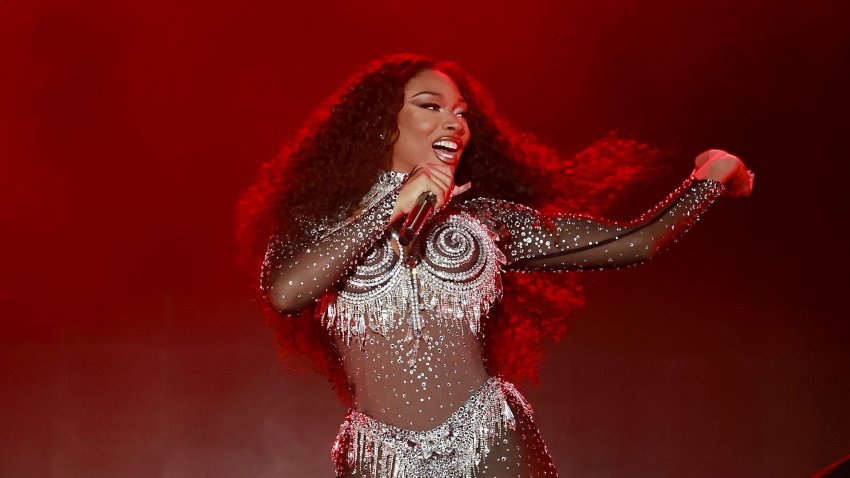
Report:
391,163,471,223
693,149,754,197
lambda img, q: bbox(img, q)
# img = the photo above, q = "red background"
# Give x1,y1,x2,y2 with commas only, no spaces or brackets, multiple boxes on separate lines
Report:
2,0,849,476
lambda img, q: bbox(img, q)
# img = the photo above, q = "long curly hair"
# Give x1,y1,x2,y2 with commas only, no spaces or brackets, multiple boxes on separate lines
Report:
236,53,665,404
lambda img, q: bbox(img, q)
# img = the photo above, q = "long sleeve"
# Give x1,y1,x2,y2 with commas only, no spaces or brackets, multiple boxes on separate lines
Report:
460,172,726,272
261,186,400,314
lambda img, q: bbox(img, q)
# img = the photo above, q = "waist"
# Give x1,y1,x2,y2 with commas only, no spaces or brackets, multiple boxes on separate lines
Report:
333,376,533,478
351,368,490,430
335,320,489,429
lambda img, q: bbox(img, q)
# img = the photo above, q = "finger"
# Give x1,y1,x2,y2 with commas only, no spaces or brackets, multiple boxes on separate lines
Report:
407,175,449,210
429,165,456,201
734,172,753,197
696,149,729,168
408,163,424,176
406,168,449,197
734,173,752,197
694,152,707,168
451,182,473,197
730,176,746,197
403,168,424,188
421,170,451,196
424,164,455,188
694,150,714,168
407,164,428,182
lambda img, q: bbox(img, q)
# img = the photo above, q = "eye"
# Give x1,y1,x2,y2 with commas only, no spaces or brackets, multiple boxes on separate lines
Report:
418,103,441,111
455,110,469,118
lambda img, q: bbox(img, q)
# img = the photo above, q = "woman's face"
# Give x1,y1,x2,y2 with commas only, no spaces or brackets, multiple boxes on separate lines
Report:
390,69,470,174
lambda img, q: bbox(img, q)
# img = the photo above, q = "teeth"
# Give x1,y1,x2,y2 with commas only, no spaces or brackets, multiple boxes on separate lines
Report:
433,140,459,152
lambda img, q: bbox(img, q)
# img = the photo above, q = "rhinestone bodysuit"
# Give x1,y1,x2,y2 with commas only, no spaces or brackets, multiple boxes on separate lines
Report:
262,170,726,477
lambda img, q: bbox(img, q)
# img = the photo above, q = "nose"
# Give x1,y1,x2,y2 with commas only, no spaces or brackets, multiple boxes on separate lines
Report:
442,112,465,135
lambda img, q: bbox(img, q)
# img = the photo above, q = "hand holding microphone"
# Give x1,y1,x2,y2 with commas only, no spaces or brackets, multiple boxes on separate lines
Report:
390,163,472,244
398,191,437,246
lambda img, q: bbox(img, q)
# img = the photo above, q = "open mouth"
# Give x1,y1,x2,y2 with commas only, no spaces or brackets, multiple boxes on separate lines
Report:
432,138,463,163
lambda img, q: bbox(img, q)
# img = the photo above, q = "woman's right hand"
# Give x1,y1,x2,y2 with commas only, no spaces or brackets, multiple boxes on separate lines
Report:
390,163,469,223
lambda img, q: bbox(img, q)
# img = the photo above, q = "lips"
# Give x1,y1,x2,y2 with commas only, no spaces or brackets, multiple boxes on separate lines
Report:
431,137,464,163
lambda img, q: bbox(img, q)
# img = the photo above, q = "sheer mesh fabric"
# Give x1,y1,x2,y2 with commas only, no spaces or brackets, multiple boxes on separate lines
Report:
461,172,726,272
336,384,558,478
261,171,725,477
261,186,400,315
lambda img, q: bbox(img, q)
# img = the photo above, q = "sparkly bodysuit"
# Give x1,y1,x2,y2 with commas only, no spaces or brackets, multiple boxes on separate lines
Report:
262,171,726,478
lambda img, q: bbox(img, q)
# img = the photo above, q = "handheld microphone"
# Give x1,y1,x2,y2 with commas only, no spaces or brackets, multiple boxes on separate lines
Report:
398,191,437,247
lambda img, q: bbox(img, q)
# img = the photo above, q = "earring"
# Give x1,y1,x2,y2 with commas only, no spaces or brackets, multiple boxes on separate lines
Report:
379,132,387,140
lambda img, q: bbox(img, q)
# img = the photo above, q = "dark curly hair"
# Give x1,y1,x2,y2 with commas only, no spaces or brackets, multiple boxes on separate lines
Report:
236,53,665,404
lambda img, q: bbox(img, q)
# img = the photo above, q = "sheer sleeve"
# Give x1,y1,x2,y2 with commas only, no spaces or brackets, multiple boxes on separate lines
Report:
460,172,726,272
261,187,400,314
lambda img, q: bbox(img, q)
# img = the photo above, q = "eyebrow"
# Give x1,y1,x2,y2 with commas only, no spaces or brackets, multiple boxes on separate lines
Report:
410,90,443,98
409,90,468,105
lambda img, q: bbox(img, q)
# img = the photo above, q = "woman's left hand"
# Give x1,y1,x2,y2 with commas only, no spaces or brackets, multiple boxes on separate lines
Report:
693,149,754,197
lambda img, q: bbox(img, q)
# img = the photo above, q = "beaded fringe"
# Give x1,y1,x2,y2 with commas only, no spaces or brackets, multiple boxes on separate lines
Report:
332,377,532,478
318,214,506,343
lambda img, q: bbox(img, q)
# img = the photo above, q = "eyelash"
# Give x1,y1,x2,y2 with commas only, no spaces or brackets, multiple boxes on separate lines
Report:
419,103,469,118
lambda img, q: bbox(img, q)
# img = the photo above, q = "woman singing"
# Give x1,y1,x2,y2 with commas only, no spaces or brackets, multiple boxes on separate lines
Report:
238,53,754,477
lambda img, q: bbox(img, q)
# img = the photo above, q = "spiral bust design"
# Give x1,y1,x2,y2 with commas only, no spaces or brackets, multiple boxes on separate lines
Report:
420,213,493,288
344,239,401,293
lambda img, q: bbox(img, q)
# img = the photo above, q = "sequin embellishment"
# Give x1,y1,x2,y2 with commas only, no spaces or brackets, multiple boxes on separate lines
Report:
319,210,506,344
332,376,532,478
260,170,728,478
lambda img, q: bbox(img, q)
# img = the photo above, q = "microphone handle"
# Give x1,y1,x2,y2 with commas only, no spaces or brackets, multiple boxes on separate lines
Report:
398,191,437,247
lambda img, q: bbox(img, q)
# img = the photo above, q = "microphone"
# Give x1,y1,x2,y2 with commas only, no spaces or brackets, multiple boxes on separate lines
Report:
398,191,437,247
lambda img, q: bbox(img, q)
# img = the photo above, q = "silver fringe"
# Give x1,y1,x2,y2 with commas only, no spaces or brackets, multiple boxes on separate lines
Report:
332,376,533,478
317,212,506,344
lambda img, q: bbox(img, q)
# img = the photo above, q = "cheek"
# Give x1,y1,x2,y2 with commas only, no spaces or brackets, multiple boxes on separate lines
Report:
394,112,427,155
399,110,435,136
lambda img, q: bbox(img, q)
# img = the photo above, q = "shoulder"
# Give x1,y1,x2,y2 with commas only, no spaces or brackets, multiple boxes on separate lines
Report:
456,196,536,221
269,213,342,250
450,197,534,238
456,196,532,212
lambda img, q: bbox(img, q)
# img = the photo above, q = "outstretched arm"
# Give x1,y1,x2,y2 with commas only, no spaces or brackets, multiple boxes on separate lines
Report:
463,171,726,272
468,149,752,272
